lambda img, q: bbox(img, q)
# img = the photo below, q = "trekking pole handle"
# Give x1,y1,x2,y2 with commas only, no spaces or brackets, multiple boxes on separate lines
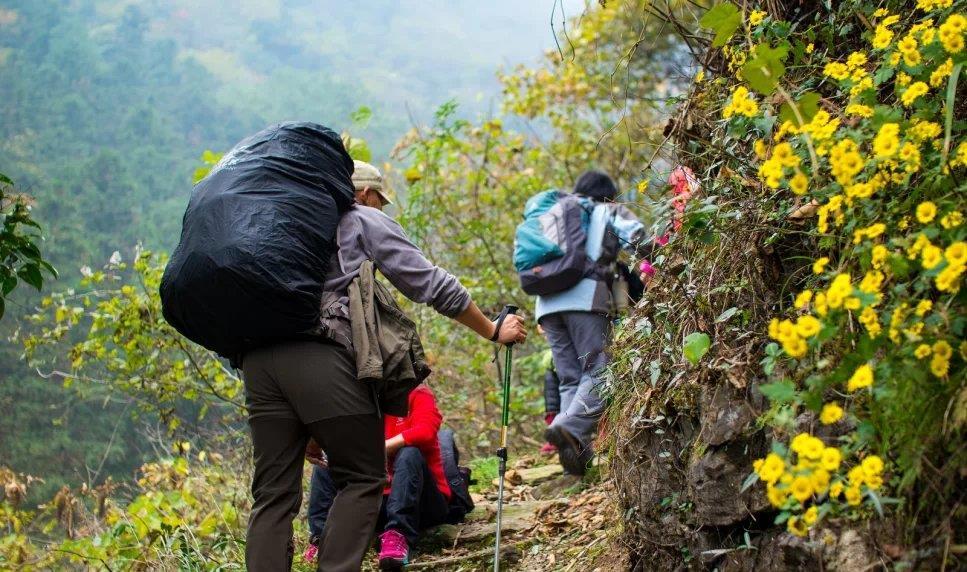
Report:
490,305,519,344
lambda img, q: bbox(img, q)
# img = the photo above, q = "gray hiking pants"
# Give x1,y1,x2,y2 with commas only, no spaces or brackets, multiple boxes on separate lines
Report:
539,311,612,445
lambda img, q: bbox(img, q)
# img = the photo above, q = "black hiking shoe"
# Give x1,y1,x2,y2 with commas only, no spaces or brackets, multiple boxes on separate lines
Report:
544,425,592,476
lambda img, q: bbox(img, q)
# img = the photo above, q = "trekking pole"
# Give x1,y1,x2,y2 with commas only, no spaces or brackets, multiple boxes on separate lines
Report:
492,305,518,572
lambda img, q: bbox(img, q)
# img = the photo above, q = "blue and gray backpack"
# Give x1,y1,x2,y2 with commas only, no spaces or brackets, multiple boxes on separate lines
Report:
513,190,590,296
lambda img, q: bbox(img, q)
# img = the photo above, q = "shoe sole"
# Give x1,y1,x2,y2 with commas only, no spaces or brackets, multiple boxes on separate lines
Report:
379,556,407,570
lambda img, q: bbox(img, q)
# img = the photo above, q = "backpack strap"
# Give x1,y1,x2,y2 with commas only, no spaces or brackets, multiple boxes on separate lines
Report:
437,428,461,483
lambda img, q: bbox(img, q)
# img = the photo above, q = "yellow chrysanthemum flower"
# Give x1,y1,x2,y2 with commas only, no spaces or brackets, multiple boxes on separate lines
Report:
819,403,843,425
861,455,884,478
756,453,786,484
788,515,809,536
790,171,808,195
794,290,813,309
790,476,814,503
829,482,844,499
941,211,964,229
873,123,900,158
933,340,953,360
821,447,842,471
872,25,894,49
921,245,943,269
847,364,874,392
767,483,788,507
901,81,929,106
802,505,819,526
935,264,964,292
931,355,950,377
813,257,830,275
916,201,937,223
945,242,966,266
914,300,932,316
795,315,822,338
914,344,932,359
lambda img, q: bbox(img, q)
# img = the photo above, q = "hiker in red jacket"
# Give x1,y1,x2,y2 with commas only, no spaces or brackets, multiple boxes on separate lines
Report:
304,384,452,569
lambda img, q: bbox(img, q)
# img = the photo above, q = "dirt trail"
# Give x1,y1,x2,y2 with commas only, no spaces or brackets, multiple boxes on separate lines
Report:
404,458,625,571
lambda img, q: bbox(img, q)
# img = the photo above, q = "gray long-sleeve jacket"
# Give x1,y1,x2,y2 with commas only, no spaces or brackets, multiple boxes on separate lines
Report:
322,205,471,329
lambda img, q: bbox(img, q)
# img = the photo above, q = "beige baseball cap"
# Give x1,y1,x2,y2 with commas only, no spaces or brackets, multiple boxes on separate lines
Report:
352,160,393,204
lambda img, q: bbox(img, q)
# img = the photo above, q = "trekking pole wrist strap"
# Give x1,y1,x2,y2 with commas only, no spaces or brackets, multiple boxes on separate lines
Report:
490,305,518,342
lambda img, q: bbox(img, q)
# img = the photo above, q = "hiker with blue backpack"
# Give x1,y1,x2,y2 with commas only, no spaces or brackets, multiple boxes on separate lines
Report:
160,123,527,572
514,169,653,475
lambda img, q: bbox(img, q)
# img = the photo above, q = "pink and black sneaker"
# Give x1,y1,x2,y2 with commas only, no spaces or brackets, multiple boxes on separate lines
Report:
303,535,319,563
302,543,318,563
378,529,409,570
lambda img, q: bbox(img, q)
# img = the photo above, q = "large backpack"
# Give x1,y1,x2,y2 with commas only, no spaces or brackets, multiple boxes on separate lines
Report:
160,122,355,362
438,428,475,524
513,190,590,296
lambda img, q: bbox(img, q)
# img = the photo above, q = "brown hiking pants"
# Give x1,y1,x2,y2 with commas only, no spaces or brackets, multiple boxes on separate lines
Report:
242,340,385,572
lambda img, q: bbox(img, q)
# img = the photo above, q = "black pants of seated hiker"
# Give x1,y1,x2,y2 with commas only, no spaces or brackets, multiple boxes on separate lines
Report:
242,340,384,572
309,447,450,545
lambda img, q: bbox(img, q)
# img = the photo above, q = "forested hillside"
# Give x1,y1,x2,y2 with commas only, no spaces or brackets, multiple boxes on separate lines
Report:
1,0,965,570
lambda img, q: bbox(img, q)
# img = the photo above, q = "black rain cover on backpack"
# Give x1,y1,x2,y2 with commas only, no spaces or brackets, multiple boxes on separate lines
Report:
160,122,355,362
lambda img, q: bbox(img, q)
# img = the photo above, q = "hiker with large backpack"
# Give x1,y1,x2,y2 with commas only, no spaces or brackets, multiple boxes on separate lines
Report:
514,169,653,475
160,122,526,572
304,384,474,569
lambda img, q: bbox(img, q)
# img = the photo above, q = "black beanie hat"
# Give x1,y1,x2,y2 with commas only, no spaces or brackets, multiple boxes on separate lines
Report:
573,169,618,201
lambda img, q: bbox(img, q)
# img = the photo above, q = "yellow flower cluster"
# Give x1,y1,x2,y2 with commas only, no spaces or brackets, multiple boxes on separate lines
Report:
938,14,965,53
754,434,873,537
828,139,864,185
901,81,928,106
907,231,966,293
823,50,869,83
768,314,822,357
930,340,953,377
756,141,804,189
872,14,901,49
897,33,922,67
738,5,965,536
749,10,766,27
916,0,953,11
722,85,759,119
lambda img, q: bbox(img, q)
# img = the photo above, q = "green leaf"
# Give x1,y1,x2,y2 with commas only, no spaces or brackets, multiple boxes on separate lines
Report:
742,43,789,95
943,63,963,162
866,489,885,518
759,379,798,403
683,332,711,365
350,105,373,128
699,2,742,48
346,136,372,163
1,274,16,296
778,91,820,127
740,472,759,493
17,264,43,290
0,172,12,186
715,307,739,323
